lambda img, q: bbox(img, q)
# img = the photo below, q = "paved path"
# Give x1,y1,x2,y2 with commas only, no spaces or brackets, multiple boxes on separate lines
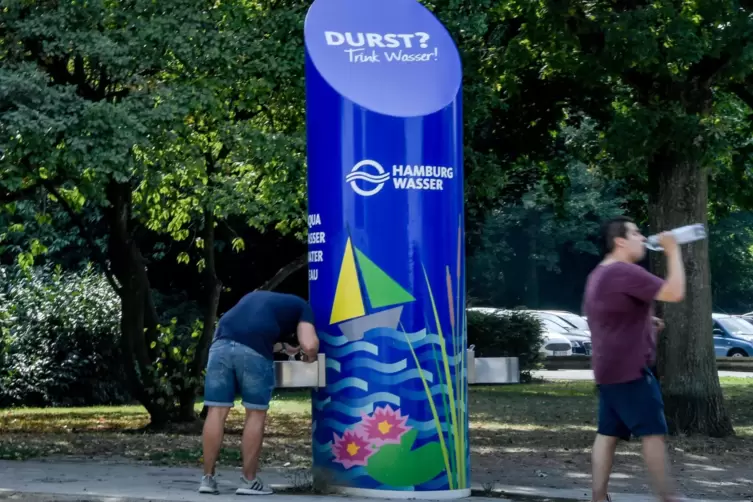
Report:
533,369,753,381
0,459,746,502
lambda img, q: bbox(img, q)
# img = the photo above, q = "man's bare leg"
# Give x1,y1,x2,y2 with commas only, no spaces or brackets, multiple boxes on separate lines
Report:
592,433,618,502
241,409,268,480
642,435,676,502
203,406,231,476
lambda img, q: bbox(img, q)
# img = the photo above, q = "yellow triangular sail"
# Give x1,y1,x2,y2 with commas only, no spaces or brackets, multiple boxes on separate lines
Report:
330,238,366,324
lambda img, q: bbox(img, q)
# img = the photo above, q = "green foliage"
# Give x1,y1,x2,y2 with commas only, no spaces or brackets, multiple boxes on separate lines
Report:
0,265,128,407
0,0,312,423
709,212,753,312
144,291,205,407
0,268,10,385
466,309,543,381
468,159,625,307
499,0,753,162
0,0,310,262
143,318,203,406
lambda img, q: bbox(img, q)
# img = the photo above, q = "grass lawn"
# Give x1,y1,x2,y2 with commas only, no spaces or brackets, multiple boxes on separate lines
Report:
1,378,753,498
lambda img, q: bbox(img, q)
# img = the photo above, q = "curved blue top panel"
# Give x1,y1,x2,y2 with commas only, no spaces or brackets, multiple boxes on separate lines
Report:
304,0,462,118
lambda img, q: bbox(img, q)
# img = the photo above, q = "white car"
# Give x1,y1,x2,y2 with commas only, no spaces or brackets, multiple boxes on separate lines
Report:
540,309,591,335
467,307,573,356
539,329,574,357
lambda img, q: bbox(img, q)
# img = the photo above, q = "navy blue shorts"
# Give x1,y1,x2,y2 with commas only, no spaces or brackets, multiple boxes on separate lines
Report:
597,368,668,440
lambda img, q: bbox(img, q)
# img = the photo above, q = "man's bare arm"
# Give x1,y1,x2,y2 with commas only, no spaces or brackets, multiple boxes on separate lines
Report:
296,321,319,362
654,232,686,303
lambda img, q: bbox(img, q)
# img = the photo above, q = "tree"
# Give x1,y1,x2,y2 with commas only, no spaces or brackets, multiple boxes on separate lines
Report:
427,0,616,243
469,154,626,308
0,0,308,426
498,0,753,436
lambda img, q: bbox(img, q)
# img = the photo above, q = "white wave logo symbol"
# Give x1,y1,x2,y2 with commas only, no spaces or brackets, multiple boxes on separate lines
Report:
345,172,390,183
346,160,389,196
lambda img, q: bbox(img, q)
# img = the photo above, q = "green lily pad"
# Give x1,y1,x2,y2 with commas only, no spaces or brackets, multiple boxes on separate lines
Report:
365,429,446,487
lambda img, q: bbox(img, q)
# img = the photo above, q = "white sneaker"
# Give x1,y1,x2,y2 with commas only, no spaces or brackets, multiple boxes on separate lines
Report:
199,474,219,494
236,476,273,495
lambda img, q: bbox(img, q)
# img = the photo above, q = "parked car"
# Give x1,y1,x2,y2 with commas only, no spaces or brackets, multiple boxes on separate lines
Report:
739,312,753,324
540,310,591,335
467,307,573,357
539,333,574,357
525,311,592,355
712,313,753,357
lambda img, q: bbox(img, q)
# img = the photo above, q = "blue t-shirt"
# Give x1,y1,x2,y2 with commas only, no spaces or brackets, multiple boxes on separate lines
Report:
213,291,315,359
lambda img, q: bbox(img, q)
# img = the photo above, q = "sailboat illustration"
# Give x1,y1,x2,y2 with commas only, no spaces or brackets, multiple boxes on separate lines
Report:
330,237,416,341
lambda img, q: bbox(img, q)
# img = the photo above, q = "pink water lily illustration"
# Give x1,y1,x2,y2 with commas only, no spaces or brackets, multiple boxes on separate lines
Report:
332,429,374,469
360,405,410,446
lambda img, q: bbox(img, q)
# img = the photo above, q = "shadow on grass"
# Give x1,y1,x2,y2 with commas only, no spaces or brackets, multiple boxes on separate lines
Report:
3,380,753,466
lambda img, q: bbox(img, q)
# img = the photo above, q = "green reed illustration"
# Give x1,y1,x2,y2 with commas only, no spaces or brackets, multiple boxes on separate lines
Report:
421,262,466,489
400,322,453,490
397,216,467,490
453,217,467,488
431,335,455,484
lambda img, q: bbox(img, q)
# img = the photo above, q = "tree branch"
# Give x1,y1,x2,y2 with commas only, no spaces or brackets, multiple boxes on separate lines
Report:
254,254,307,292
688,53,731,83
42,181,122,295
0,182,41,204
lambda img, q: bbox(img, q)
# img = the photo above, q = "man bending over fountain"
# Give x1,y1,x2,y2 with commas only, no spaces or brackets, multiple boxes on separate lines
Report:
199,291,319,496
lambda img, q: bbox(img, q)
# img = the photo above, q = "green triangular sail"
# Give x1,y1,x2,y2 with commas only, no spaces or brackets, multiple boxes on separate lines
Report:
354,247,415,309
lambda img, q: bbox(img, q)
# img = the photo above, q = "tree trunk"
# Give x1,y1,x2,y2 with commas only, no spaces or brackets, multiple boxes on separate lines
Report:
179,209,223,422
648,157,734,437
107,181,172,428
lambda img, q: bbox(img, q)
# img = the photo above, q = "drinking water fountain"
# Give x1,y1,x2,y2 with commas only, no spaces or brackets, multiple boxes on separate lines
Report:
274,351,520,388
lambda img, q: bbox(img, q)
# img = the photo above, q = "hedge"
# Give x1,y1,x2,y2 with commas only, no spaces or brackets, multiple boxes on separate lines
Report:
466,308,544,381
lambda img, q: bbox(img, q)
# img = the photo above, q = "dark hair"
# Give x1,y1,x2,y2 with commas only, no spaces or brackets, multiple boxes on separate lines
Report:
601,216,634,254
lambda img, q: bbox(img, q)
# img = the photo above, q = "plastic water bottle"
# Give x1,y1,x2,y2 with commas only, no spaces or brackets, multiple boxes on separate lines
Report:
645,223,707,251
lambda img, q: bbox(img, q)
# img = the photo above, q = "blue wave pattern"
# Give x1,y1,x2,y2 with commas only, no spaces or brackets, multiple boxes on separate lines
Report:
342,358,407,373
328,377,369,393
328,341,379,358
312,325,467,492
318,331,348,347
326,358,341,372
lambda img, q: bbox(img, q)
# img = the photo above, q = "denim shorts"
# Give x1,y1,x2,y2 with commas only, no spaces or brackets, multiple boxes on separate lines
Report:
203,339,275,410
597,367,668,440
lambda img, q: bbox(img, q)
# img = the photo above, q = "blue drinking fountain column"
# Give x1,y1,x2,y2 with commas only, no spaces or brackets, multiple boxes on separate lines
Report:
304,0,467,497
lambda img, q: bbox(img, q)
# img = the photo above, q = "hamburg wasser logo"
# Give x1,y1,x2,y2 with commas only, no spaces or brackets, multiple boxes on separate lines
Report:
345,160,390,196
345,159,454,196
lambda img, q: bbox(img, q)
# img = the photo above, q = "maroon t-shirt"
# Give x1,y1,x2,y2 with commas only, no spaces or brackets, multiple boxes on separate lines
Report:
583,262,664,385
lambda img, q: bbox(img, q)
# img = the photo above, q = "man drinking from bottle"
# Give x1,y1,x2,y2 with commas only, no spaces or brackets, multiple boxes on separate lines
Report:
583,217,686,502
